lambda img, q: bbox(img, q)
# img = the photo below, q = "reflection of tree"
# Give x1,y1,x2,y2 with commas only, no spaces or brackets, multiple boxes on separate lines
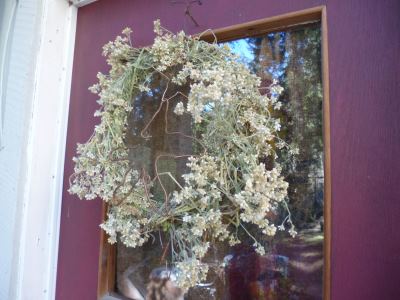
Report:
117,26,324,299
243,24,323,228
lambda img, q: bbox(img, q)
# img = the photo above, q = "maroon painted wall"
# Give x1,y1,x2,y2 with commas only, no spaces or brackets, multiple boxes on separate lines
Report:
56,0,400,299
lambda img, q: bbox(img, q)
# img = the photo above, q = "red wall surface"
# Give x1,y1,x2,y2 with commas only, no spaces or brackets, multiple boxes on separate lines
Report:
56,0,400,299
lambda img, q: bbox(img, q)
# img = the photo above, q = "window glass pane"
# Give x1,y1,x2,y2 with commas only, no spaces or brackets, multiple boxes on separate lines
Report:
226,23,324,300
115,22,324,300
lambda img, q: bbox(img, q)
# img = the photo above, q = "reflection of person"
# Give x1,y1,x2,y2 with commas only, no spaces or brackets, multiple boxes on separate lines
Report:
225,245,289,300
119,266,183,300
118,264,145,300
225,245,259,300
147,268,184,300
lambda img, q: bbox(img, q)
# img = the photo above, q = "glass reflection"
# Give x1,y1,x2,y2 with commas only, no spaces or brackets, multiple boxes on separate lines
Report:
116,23,324,300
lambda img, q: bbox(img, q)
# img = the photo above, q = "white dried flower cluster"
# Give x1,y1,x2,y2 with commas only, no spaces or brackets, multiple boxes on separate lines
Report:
235,164,288,235
173,101,185,115
69,21,297,290
175,259,209,291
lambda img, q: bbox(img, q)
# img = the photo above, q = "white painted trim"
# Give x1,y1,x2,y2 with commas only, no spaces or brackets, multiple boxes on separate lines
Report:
46,5,77,300
70,0,98,7
12,0,77,299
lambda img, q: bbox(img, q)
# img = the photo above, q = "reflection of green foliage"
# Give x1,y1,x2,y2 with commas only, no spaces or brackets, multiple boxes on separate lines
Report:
228,23,324,228
282,26,323,227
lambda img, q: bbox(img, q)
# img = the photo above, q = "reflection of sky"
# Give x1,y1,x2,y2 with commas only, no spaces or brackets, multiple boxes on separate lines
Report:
224,36,289,80
227,39,254,65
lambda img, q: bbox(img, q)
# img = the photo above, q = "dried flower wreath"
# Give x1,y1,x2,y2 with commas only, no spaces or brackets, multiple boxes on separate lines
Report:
69,20,296,290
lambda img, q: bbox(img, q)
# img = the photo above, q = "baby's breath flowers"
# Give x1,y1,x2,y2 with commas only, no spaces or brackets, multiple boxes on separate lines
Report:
69,21,296,291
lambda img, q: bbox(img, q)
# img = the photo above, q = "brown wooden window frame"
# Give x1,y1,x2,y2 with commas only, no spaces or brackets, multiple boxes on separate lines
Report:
97,5,331,300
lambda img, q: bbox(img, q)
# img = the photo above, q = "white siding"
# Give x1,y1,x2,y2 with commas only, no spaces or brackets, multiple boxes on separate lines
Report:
0,0,17,149
0,1,43,298
0,0,77,299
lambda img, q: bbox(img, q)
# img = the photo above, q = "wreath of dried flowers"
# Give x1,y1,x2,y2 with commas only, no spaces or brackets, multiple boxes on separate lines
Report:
69,20,297,290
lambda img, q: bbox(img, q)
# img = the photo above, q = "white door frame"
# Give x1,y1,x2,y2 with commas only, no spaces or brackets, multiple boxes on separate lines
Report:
7,1,98,299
